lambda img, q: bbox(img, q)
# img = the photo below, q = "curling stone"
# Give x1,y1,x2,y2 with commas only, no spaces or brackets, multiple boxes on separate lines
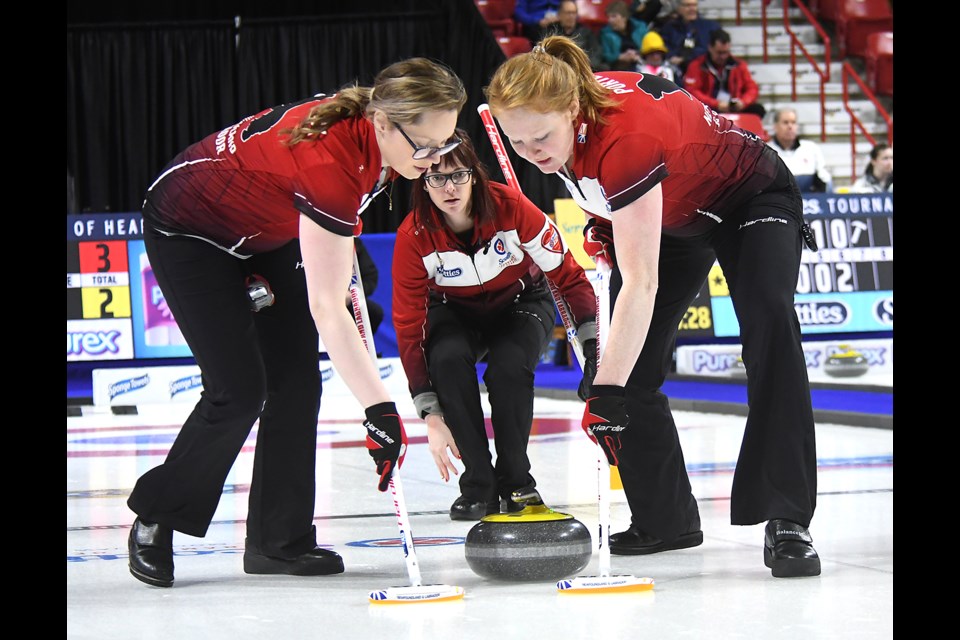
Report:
464,504,592,582
824,345,869,378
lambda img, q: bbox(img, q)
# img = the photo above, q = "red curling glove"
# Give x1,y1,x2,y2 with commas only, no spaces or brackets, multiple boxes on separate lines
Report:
581,385,626,466
364,402,408,491
582,217,616,267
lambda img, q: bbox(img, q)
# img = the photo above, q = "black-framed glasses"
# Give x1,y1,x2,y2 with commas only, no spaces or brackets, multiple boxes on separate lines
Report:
424,169,473,189
394,123,462,160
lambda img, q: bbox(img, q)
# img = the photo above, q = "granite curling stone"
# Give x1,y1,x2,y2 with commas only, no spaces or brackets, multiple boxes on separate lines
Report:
464,505,592,582
824,345,870,378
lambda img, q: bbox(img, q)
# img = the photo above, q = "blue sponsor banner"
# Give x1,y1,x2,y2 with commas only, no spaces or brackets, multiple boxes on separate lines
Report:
711,291,894,337
66,212,144,241
801,192,893,217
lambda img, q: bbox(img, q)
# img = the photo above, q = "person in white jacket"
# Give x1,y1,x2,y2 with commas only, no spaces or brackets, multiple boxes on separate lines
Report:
767,107,833,193
850,142,893,193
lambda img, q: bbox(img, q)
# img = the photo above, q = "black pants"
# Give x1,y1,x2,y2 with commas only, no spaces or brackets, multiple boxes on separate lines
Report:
127,226,322,559
612,164,817,541
426,288,556,503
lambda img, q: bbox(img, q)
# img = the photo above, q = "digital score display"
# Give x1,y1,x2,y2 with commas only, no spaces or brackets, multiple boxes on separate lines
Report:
708,193,894,337
797,213,893,295
67,214,191,361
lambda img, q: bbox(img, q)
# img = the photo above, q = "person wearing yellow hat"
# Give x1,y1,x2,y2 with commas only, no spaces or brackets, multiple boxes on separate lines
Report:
638,31,683,84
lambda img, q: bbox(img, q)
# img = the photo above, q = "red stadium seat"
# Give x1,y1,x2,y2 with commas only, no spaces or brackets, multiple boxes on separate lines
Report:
865,31,893,96
577,0,630,33
577,0,616,31
811,0,841,23
836,0,893,59
497,36,533,58
475,0,518,37
725,113,769,141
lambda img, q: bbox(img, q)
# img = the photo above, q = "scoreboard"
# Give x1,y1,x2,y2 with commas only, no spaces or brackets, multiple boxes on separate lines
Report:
553,193,893,340
67,214,192,361
797,212,893,294
708,192,894,337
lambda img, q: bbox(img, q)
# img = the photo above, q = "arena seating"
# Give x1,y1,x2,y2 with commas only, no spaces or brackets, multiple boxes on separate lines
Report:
864,31,893,97
476,0,518,37
497,35,533,58
835,0,893,59
810,0,841,23
576,0,617,31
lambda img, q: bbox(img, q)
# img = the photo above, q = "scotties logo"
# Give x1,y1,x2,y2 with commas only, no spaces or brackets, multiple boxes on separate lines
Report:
873,297,893,326
437,265,462,278
794,301,849,327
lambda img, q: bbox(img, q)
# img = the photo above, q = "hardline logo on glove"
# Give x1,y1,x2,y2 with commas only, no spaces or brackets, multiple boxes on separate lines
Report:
365,421,397,445
588,422,625,437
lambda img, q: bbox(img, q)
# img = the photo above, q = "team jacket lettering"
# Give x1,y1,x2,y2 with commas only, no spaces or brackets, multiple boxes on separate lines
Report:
392,182,595,396
143,96,393,255
559,71,781,234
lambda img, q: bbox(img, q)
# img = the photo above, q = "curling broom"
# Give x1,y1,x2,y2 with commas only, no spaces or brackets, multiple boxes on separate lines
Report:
348,247,465,604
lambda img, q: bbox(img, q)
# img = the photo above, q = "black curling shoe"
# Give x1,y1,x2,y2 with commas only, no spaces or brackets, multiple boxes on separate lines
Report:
763,519,821,578
128,517,175,588
449,495,499,521
243,547,345,576
609,525,703,556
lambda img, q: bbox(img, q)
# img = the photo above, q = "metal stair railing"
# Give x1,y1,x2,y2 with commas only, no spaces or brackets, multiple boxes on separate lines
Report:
781,0,832,142
841,61,893,177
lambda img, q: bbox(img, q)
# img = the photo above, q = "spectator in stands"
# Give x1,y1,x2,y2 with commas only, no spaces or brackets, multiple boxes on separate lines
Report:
632,1,661,24
632,1,678,29
659,0,719,71
543,0,605,71
850,142,893,193
515,0,563,42
600,1,649,71
767,107,833,193
638,30,683,84
684,28,766,118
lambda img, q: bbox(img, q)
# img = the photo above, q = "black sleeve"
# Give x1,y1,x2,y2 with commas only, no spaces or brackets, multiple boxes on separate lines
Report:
355,238,379,294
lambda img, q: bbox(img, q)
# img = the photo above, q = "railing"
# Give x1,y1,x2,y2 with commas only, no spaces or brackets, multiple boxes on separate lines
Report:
783,0,831,142
761,0,767,61
841,61,893,177
735,0,774,61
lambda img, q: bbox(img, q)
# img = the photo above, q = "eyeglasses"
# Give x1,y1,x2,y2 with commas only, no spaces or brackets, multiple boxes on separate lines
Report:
394,123,462,160
424,169,473,189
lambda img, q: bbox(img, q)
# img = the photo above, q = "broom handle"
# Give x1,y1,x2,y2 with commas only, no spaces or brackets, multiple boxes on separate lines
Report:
477,103,585,371
349,247,423,588
594,256,613,577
